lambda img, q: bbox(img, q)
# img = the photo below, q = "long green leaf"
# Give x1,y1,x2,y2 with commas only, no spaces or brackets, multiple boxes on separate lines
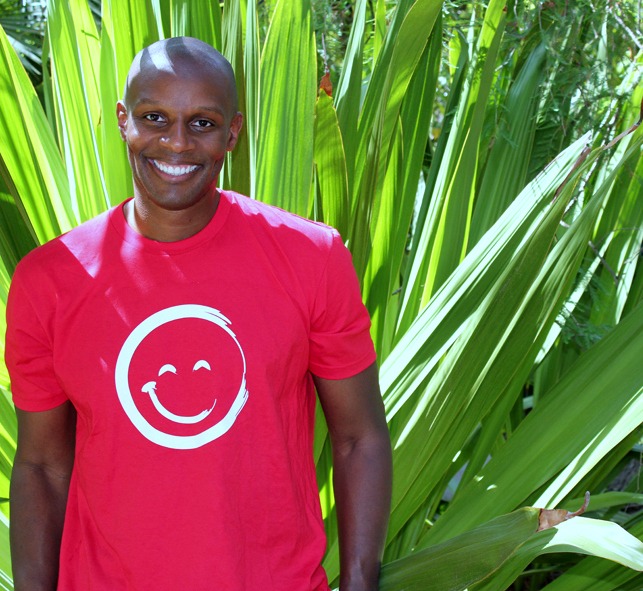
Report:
469,43,547,245
539,518,643,591
590,147,643,327
256,0,316,215
313,90,349,237
365,16,442,358
222,0,251,197
381,136,588,425
470,517,643,591
396,0,507,327
0,386,15,522
48,0,110,221
0,23,73,243
0,511,11,588
381,510,643,591
333,0,366,195
168,0,221,47
243,0,259,199
379,507,542,591
349,0,442,277
425,300,643,545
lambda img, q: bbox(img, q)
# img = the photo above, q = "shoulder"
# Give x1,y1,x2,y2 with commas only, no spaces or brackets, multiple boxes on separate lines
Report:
223,191,339,252
12,206,116,284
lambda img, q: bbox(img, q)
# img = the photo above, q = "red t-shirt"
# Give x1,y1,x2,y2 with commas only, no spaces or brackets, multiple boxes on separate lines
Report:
6,191,376,590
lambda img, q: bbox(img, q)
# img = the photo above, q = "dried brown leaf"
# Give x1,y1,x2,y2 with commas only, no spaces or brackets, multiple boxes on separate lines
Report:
537,491,590,532
319,72,332,97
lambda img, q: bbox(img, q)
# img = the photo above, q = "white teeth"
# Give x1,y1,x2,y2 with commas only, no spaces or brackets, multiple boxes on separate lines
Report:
152,160,198,177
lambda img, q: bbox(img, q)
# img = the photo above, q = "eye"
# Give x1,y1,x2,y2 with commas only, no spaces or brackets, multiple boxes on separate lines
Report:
158,364,177,376
192,119,214,129
143,113,165,123
193,360,211,371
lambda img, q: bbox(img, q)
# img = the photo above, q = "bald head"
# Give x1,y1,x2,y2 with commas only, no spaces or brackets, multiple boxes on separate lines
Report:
123,37,238,114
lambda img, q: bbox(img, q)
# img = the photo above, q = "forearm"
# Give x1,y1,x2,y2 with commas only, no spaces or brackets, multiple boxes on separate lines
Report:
10,461,71,590
334,433,392,591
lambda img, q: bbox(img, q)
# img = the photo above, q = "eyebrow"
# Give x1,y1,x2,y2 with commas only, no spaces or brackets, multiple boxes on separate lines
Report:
133,98,226,116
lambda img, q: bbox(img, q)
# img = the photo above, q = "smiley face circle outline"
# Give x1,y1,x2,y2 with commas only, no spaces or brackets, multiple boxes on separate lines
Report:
115,304,248,450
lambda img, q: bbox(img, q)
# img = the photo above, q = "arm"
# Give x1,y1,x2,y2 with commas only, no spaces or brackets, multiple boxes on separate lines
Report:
10,401,76,591
314,362,392,591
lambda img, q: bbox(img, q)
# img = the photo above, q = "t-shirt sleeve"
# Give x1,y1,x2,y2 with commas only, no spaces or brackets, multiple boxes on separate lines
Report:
5,262,68,411
308,231,376,379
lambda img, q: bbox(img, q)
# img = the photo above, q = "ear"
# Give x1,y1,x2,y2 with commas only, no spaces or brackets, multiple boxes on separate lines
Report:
226,112,244,152
116,101,128,141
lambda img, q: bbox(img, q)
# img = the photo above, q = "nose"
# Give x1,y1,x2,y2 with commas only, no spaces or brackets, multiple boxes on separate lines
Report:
160,122,193,152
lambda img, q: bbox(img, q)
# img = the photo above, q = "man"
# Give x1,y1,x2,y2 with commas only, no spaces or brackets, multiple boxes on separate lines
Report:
6,37,392,590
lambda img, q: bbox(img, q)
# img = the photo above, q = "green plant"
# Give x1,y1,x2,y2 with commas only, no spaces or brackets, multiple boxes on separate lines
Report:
0,1,642,588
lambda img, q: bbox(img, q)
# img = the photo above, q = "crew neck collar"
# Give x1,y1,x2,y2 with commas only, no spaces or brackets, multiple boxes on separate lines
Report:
110,191,232,254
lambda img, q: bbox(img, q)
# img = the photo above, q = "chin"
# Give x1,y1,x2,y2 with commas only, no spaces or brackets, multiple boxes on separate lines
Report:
137,183,218,213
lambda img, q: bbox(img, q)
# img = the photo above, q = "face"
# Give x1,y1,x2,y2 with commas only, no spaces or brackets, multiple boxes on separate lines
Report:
117,62,242,215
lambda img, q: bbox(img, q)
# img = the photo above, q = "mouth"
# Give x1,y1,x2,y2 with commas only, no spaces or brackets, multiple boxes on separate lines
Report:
141,381,216,424
150,159,199,178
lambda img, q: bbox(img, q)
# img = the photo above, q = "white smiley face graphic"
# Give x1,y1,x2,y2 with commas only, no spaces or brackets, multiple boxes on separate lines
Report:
115,305,248,449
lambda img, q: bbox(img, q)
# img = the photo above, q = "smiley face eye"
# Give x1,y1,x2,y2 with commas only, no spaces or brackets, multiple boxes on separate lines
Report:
193,359,211,371
158,364,177,376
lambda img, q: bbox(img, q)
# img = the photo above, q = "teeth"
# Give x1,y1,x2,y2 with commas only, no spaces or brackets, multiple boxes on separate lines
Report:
152,160,198,177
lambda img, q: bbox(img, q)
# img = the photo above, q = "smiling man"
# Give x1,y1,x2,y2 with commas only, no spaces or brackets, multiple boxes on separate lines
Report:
6,37,391,591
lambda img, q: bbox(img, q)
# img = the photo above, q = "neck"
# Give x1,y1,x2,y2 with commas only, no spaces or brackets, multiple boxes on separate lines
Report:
125,192,221,242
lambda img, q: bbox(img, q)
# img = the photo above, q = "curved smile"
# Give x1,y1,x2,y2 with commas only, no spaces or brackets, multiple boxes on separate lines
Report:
141,381,216,424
